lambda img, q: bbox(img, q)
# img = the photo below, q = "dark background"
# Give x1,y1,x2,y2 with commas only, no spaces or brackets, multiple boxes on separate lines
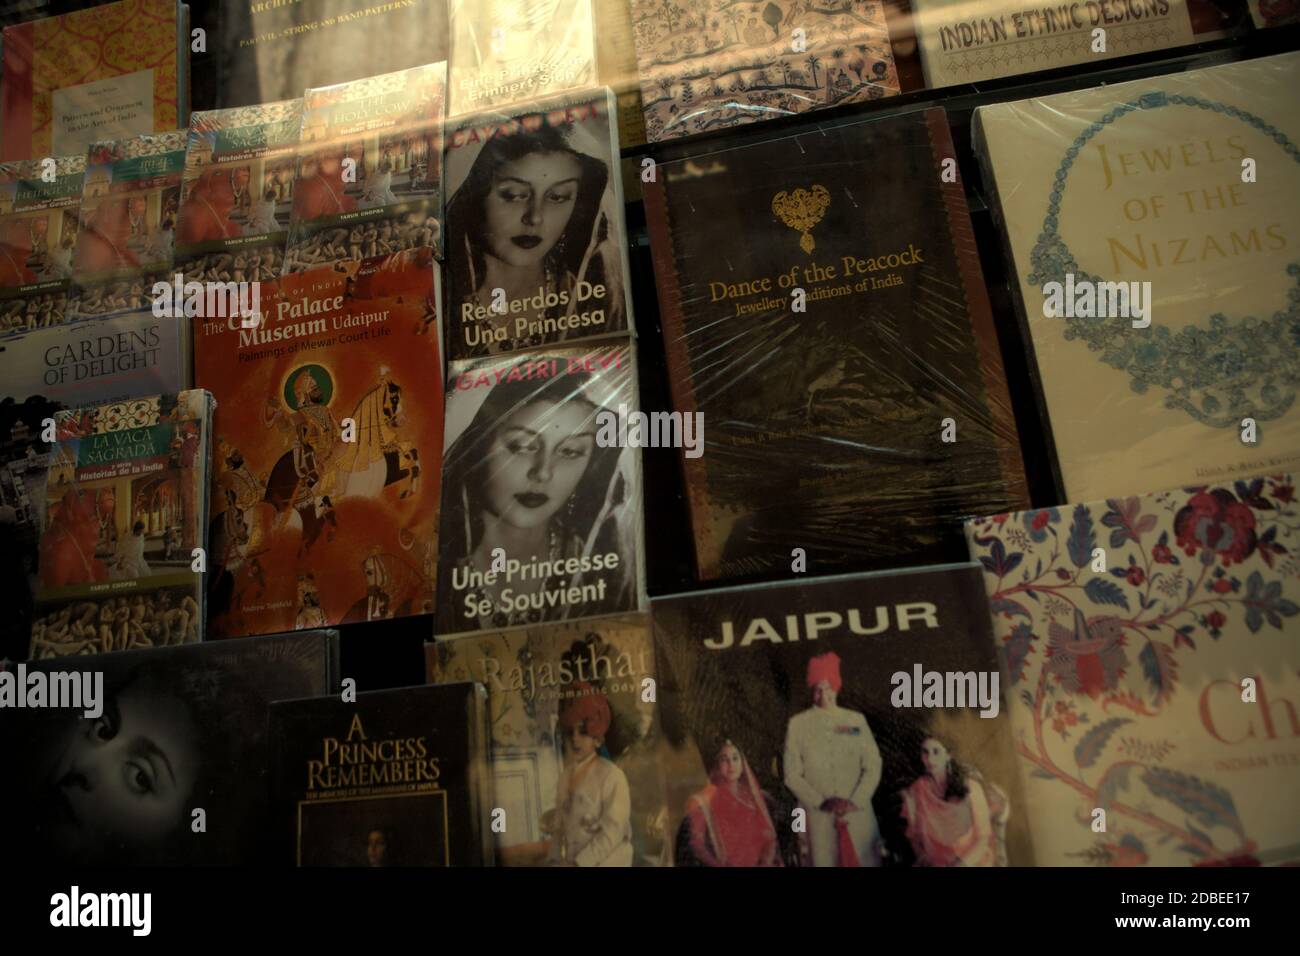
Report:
1,1,1297,695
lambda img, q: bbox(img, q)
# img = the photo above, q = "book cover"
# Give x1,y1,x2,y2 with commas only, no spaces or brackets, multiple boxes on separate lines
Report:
215,0,449,110
29,387,214,659
974,53,1300,503
0,311,193,662
629,0,899,143
1249,0,1300,27
436,342,645,637
267,683,493,866
0,629,338,865
643,107,1028,582
175,99,302,285
447,0,596,117
1,0,186,161
443,87,633,360
909,0,1196,90
282,63,446,274
194,252,443,638
651,564,1033,866
65,130,187,322
0,154,83,336
966,474,1300,865
427,614,668,865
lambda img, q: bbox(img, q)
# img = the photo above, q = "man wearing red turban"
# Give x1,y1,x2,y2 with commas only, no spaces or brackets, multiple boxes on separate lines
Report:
783,651,883,866
546,682,634,866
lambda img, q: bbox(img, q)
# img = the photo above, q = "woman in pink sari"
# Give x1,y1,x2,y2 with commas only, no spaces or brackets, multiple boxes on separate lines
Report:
686,738,781,867
899,736,999,867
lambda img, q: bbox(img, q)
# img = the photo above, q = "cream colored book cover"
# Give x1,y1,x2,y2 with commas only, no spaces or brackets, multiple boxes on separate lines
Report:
977,53,1300,503
967,477,1300,865
912,0,1195,89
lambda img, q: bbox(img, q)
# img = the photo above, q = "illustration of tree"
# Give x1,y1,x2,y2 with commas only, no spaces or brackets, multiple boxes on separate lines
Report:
805,54,821,87
726,8,744,42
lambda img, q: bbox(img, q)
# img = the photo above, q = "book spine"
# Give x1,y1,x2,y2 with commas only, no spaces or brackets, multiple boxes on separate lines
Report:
1,21,35,161
641,173,718,580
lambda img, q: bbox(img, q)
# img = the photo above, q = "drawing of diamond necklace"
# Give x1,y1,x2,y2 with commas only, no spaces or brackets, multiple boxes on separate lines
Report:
1027,90,1300,428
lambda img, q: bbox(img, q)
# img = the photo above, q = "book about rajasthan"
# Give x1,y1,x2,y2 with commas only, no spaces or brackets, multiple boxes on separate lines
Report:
195,252,444,638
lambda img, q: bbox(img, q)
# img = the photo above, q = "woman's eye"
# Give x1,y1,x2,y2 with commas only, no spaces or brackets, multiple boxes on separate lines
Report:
125,762,155,796
505,439,539,455
546,190,575,205
556,443,588,460
498,189,530,203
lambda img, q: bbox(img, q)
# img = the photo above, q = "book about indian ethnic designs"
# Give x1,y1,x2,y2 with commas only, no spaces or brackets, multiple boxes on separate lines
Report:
174,99,303,286
436,342,645,638
29,388,214,660
966,474,1300,865
974,52,1300,504
64,131,188,322
0,155,84,337
194,252,443,639
444,86,634,360
447,0,596,117
267,683,493,866
215,0,449,109
651,565,1033,867
0,0,187,161
282,63,446,275
427,614,670,865
909,0,1196,90
628,0,899,143
0,629,338,865
642,107,1028,583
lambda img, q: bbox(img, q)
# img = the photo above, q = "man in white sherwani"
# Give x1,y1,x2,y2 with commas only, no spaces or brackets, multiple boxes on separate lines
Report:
783,652,883,866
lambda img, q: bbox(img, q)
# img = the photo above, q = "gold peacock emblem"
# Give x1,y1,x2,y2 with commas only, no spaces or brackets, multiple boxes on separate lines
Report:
771,185,830,253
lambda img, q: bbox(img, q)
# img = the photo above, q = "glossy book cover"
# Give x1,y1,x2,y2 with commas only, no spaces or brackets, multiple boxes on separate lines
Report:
427,614,668,865
0,630,338,865
436,343,644,637
0,155,84,337
974,53,1300,503
30,388,214,660
194,252,443,638
643,107,1028,582
966,475,1300,865
283,63,446,274
443,87,633,360
651,565,1032,866
268,683,493,866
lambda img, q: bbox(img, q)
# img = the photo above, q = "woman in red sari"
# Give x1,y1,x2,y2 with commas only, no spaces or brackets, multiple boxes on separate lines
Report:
686,738,781,867
899,736,999,867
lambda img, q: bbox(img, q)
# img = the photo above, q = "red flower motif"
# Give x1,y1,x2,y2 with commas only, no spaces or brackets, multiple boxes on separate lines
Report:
1125,566,1145,586
1152,543,1174,564
1032,510,1052,531
1274,483,1295,504
1211,578,1233,594
1206,611,1226,630
1173,490,1258,566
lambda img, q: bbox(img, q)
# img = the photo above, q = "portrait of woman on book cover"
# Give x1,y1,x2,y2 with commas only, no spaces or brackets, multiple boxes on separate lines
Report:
897,733,1009,867
436,359,638,635
682,736,782,867
445,105,626,356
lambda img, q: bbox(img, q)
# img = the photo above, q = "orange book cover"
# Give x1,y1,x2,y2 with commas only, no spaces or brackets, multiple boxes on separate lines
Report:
194,249,443,638
1,0,185,161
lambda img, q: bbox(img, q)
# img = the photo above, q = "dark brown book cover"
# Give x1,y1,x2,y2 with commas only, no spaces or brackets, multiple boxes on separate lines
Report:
643,107,1028,582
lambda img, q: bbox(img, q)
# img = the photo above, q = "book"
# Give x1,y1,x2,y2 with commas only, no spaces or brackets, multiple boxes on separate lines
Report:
651,564,1033,866
175,99,302,286
447,0,596,117
0,154,83,336
267,683,493,866
282,63,446,275
0,629,338,865
214,0,449,110
643,107,1029,582
1249,0,1300,28
29,387,214,659
427,614,668,865
0,312,193,662
974,53,1300,503
628,0,899,143
0,0,187,161
65,130,188,322
193,252,443,639
909,0,1196,90
443,87,633,360
966,474,1300,865
436,342,645,637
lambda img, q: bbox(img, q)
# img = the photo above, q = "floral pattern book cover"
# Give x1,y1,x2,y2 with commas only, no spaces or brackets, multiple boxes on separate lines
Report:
967,474,1300,865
